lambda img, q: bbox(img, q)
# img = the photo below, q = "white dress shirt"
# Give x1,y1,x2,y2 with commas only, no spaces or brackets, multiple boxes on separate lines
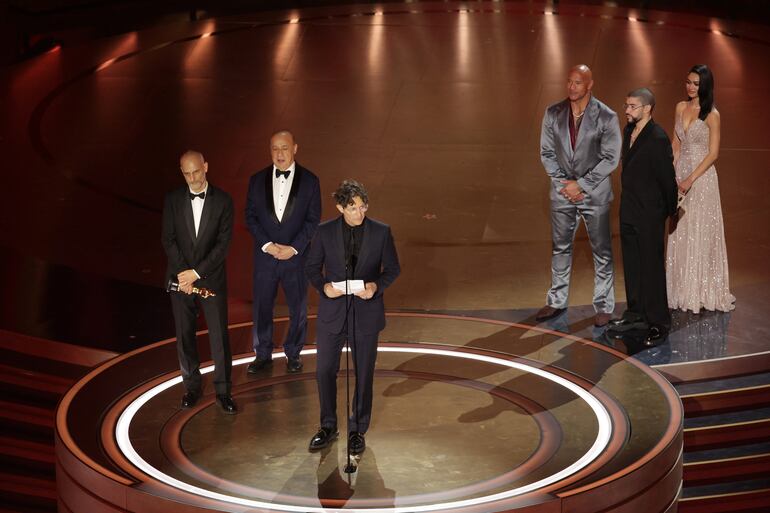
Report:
273,161,296,221
262,162,298,254
189,182,208,236
189,183,208,279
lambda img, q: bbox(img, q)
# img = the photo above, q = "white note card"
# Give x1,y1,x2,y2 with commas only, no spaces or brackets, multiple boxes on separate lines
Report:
332,280,365,294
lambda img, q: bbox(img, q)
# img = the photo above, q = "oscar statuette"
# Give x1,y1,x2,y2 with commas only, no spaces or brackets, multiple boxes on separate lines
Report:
166,279,216,298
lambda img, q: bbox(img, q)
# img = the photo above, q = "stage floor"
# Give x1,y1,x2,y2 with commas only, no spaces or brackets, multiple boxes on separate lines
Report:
58,315,683,512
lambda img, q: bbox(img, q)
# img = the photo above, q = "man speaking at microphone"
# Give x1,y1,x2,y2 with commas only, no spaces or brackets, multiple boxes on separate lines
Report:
305,180,400,454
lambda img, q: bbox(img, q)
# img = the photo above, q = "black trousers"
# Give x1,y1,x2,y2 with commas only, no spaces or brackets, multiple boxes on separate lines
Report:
316,325,379,434
170,290,232,395
620,220,671,329
252,262,308,360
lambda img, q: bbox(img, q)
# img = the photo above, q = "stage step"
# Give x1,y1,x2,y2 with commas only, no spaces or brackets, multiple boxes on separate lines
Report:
0,329,118,368
674,371,770,395
679,367,770,512
0,400,55,440
684,417,770,452
685,441,770,463
680,384,770,417
0,330,115,513
0,471,56,511
684,406,770,429
678,486,770,512
0,348,90,383
683,452,770,487
0,436,55,475
0,362,74,409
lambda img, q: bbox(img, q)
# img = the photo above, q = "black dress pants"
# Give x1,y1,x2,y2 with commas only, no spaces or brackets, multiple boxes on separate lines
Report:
620,220,671,329
171,290,232,395
316,325,379,434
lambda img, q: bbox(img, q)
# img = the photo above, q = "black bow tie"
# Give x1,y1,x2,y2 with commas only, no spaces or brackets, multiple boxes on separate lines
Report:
189,191,205,201
275,169,291,179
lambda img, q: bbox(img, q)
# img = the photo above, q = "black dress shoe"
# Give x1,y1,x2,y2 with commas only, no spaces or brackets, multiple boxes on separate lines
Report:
247,357,273,374
348,431,366,455
181,390,201,408
644,326,668,346
216,394,238,415
607,317,649,333
535,305,566,322
286,356,303,373
309,427,338,451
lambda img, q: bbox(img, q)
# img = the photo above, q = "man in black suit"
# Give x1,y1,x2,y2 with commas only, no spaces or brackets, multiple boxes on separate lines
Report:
161,150,236,414
305,180,400,454
245,130,321,374
608,88,678,344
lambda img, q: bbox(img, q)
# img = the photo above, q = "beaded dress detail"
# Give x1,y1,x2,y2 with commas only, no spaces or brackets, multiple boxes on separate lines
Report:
666,112,735,312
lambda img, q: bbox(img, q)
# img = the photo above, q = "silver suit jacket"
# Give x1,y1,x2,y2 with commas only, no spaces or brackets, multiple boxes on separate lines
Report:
540,95,621,206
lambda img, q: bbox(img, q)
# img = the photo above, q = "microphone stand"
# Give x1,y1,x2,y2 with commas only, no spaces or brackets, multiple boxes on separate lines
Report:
342,227,358,475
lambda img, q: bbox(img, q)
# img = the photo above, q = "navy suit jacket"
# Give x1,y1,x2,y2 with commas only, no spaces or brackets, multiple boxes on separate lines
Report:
245,163,321,269
161,184,234,294
305,217,400,335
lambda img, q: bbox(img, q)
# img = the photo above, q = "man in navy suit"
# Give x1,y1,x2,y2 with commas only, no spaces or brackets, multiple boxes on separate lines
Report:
245,130,321,374
162,150,236,414
305,180,400,455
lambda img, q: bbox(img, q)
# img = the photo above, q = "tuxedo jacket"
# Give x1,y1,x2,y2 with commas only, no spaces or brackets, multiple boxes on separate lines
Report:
305,217,400,335
540,95,622,206
245,163,321,270
161,184,234,294
620,120,678,227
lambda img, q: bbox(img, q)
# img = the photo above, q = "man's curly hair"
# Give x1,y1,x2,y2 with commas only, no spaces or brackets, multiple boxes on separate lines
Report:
332,179,369,207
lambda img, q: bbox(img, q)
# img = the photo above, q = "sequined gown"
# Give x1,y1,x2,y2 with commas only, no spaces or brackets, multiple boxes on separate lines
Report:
666,112,735,312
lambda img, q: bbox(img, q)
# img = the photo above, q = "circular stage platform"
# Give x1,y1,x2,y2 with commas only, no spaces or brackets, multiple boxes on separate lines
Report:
56,314,683,513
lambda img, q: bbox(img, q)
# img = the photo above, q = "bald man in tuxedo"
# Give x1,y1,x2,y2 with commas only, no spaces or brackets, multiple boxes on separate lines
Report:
245,130,321,374
162,150,236,414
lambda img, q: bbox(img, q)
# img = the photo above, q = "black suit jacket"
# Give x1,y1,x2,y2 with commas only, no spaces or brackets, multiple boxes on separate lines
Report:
161,184,234,294
620,120,678,227
305,217,400,335
245,163,321,269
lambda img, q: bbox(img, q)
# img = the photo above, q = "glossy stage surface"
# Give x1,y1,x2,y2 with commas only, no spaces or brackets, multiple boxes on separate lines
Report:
57,315,683,513
3,1,770,512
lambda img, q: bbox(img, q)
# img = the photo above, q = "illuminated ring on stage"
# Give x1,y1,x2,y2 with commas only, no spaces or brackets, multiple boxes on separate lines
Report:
115,345,613,513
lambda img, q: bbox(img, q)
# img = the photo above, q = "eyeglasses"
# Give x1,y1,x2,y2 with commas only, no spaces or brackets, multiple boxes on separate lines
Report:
623,103,645,111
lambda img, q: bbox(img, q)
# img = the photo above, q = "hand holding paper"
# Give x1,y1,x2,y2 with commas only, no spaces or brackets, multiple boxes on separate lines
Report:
332,280,365,295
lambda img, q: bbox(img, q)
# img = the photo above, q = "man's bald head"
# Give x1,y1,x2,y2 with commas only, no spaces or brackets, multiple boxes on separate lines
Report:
569,64,593,81
270,130,298,171
180,150,205,168
567,64,594,104
271,130,296,145
179,150,208,192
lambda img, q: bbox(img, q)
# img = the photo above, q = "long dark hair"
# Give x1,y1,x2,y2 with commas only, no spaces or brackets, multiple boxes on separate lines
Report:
689,64,714,121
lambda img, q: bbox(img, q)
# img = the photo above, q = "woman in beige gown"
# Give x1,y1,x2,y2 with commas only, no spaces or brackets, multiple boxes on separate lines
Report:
666,64,735,312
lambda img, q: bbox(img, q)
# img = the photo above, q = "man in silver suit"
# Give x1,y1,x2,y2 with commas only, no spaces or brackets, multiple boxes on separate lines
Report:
536,64,622,327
